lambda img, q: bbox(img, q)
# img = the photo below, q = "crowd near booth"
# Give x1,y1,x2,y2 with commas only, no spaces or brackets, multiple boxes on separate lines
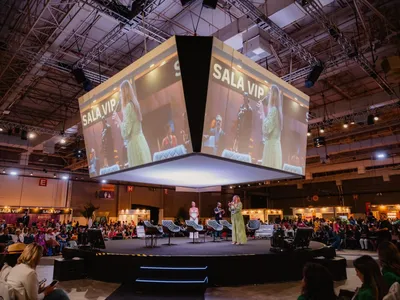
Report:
241,208,283,223
291,206,351,221
370,204,400,220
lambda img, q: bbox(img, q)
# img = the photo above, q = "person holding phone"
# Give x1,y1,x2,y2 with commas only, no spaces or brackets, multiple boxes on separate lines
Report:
6,243,69,299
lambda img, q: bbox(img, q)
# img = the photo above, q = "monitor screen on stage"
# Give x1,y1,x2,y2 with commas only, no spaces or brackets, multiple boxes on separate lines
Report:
202,39,309,175
79,38,192,178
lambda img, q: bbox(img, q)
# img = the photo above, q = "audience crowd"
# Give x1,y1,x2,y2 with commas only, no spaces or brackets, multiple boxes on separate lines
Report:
0,212,400,299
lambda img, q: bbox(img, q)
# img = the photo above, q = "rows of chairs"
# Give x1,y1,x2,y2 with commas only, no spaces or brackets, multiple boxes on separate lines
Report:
143,220,234,247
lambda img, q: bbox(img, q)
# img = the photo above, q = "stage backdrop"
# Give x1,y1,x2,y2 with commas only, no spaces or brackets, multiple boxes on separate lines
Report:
201,39,309,175
79,38,192,178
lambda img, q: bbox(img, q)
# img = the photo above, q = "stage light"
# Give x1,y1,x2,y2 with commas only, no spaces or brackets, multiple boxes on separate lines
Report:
28,132,36,139
343,123,348,129
0,128,3,132
62,175,69,180
10,171,17,176
53,174,57,178
376,153,386,159
2,169,5,174
350,121,355,125
374,115,379,121
60,138,66,144
319,127,325,133
229,186,233,189
30,172,33,176
307,131,311,136
101,179,107,183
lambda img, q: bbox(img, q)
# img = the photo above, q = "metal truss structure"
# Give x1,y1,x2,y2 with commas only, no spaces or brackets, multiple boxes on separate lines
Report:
299,0,396,96
0,120,64,136
75,0,170,70
225,0,320,66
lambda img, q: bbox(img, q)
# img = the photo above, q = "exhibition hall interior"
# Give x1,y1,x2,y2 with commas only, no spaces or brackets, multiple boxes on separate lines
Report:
0,0,400,299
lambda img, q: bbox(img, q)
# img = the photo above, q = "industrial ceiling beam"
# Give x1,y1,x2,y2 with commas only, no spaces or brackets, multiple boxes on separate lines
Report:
75,0,169,70
299,0,396,96
225,0,320,66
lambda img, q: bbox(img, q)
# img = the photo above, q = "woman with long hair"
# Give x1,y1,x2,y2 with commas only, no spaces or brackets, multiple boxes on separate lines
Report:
113,80,151,167
353,255,388,300
257,85,283,169
298,263,337,300
7,243,69,299
378,241,400,287
228,195,247,245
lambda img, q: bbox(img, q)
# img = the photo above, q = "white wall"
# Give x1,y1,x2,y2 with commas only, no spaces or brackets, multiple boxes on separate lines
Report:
0,175,68,207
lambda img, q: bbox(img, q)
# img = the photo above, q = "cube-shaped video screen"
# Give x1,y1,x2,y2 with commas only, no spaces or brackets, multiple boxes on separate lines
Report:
79,38,192,177
202,39,309,175
79,37,309,187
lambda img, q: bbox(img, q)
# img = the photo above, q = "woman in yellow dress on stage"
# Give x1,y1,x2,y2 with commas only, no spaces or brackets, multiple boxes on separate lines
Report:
257,85,283,170
113,80,152,167
229,195,247,245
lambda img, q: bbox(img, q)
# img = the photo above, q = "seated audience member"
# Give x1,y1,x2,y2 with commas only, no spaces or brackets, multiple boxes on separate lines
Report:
7,243,70,300
378,241,400,287
13,229,24,244
0,228,13,245
353,255,388,300
297,263,337,300
35,229,47,254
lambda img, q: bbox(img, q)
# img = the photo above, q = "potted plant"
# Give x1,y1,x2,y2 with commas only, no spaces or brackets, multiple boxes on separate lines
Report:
81,202,99,227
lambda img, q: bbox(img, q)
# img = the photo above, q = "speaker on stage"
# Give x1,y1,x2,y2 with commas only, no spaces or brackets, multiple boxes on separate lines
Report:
305,64,324,88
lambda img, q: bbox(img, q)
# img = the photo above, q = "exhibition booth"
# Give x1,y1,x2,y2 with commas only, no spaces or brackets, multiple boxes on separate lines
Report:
118,208,151,224
370,204,400,220
291,206,351,220
242,208,283,223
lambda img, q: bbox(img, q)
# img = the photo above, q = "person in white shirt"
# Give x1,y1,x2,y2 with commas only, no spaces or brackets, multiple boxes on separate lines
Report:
6,243,69,300
12,229,24,244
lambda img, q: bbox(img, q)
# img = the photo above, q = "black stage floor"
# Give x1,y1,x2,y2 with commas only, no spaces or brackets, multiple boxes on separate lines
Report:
62,237,345,286
103,237,325,256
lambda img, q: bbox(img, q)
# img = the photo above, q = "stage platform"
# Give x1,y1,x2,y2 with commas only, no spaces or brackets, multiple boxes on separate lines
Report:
61,237,346,286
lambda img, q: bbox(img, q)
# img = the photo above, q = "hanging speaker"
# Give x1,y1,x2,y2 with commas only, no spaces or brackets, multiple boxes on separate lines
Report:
72,68,87,84
305,65,324,88
202,0,218,9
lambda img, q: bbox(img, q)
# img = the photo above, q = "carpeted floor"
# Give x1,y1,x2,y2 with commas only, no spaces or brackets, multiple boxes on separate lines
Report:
102,237,324,256
106,284,205,300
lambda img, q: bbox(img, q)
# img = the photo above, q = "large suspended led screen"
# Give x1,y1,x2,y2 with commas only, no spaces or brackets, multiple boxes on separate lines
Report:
79,38,191,177
202,39,309,175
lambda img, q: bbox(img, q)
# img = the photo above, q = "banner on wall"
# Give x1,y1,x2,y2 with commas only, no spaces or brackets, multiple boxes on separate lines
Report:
98,190,115,199
38,178,47,187
0,207,71,214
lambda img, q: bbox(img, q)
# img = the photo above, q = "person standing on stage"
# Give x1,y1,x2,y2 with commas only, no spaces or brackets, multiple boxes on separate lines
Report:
214,202,225,239
229,195,247,245
189,201,199,239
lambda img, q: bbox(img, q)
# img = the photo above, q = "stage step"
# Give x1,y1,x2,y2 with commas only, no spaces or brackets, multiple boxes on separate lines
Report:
134,266,208,294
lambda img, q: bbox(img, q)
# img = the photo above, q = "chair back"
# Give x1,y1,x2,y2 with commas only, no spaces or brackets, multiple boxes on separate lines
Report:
162,220,180,232
144,220,154,228
247,220,261,230
220,220,232,230
185,220,203,231
207,220,223,231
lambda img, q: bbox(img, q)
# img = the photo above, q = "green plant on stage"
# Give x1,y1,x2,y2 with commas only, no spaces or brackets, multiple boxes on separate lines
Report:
81,202,99,220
